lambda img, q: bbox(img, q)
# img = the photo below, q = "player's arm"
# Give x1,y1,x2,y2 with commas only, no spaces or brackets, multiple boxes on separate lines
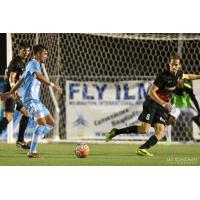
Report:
10,78,24,94
0,92,13,101
9,72,17,88
184,86,200,113
182,74,200,80
8,59,20,88
149,84,172,111
2,78,24,99
34,72,62,94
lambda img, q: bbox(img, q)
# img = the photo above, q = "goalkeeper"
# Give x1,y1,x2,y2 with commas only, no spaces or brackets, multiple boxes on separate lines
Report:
165,79,200,142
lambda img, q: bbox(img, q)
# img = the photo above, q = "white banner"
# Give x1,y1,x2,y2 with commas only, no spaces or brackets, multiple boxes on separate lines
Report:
66,80,154,141
192,80,200,140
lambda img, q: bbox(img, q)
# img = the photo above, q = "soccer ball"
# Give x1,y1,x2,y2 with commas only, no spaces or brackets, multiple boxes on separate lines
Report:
75,144,90,158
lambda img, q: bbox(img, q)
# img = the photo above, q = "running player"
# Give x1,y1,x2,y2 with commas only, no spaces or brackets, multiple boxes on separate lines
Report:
105,55,200,156
10,44,62,158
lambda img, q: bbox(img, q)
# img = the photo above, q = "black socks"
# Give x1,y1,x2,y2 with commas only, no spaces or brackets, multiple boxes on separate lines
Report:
115,125,138,135
139,135,158,149
192,115,200,127
17,116,29,142
0,117,9,134
113,125,159,150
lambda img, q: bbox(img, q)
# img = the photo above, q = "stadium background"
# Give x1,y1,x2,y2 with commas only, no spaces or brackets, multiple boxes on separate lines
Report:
1,33,200,142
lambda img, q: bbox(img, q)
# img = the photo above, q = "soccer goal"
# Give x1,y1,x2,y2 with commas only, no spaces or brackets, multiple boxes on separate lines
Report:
6,33,200,143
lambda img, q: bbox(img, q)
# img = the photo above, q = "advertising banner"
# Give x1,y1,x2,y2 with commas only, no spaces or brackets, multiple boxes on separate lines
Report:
66,80,154,141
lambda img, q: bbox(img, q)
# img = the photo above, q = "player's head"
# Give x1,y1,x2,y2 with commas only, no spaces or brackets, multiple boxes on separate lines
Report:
169,55,182,75
18,42,30,60
33,44,48,62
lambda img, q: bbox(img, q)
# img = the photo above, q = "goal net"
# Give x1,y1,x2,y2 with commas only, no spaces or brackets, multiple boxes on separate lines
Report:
8,33,200,143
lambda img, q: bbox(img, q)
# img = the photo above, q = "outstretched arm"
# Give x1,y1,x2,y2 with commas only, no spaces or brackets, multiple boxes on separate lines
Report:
184,86,200,113
35,72,62,94
182,74,200,80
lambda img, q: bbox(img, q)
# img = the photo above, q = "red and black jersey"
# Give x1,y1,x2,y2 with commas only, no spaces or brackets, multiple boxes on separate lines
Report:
153,70,183,102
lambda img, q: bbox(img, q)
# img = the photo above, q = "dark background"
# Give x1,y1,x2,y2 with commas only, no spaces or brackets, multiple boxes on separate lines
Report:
0,33,7,75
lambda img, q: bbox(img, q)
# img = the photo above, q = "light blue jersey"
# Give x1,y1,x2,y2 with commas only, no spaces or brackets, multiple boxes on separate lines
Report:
22,59,41,103
21,59,50,120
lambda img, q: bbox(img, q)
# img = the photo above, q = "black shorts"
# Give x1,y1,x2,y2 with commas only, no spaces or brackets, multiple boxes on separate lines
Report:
3,81,24,112
138,98,169,125
4,97,24,112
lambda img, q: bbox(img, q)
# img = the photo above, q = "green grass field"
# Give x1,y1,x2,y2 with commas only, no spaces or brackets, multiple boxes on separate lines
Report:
0,143,200,166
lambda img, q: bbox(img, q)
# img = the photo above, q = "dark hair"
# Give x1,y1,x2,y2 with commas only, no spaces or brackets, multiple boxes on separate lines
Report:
18,42,30,50
170,54,183,65
33,44,47,55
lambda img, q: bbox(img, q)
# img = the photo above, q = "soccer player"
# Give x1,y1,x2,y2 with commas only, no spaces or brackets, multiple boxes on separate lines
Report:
10,44,62,158
105,55,200,156
0,42,30,149
169,79,200,125
165,79,200,142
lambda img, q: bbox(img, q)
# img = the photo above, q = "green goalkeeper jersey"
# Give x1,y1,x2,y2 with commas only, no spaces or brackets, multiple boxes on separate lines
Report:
172,82,193,108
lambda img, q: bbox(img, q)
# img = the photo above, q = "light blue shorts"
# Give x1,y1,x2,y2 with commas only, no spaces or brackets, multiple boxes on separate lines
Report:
24,100,50,121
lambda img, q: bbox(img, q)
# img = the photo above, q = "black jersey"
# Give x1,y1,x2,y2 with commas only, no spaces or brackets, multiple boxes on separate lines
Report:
4,55,26,83
153,70,183,102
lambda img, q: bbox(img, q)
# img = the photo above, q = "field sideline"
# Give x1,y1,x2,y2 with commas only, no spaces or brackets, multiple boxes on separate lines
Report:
0,143,200,166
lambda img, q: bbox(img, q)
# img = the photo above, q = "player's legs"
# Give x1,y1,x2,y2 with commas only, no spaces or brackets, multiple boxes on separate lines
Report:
182,107,200,127
165,125,172,143
181,106,197,119
105,122,151,142
136,101,168,156
168,106,181,122
179,106,200,127
5,112,14,122
192,115,200,127
0,97,16,134
136,123,165,157
165,106,181,144
28,117,47,157
45,114,55,126
16,98,30,148
26,101,55,157
105,98,154,142
41,114,55,138
28,115,55,156
154,123,166,140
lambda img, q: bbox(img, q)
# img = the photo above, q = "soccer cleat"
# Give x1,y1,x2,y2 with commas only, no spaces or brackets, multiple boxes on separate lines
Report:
16,141,31,149
27,152,40,158
136,148,154,157
105,128,117,142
